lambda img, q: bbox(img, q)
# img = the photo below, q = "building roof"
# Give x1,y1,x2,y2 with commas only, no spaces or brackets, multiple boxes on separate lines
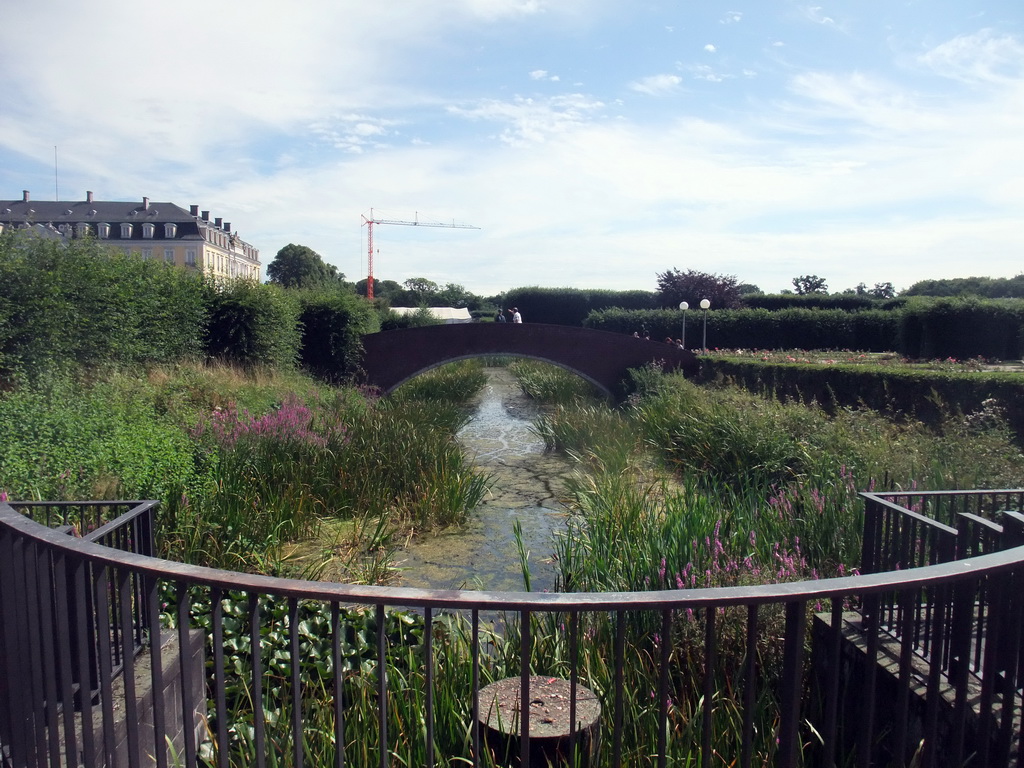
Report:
0,192,248,248
1,197,195,224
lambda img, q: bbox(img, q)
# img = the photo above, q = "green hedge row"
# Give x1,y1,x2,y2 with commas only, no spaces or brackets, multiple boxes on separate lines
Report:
743,294,897,311
502,286,657,326
0,234,211,377
584,307,901,351
0,232,378,382
699,357,1024,440
585,299,1024,359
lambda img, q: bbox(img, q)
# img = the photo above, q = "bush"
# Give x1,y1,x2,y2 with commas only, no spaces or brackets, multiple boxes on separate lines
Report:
743,294,880,311
205,280,301,368
898,297,1024,360
299,289,380,383
502,286,657,326
0,231,210,378
0,372,200,502
585,307,870,350
700,356,1024,444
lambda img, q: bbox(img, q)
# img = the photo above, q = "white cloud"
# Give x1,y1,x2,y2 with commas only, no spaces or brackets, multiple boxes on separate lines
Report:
629,74,684,96
309,115,402,154
691,65,730,83
2,3,1022,296
721,12,742,24
704,44,717,53
806,6,836,26
447,94,605,145
918,30,1024,84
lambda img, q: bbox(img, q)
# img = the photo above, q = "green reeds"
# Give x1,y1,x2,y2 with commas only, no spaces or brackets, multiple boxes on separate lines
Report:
509,360,602,405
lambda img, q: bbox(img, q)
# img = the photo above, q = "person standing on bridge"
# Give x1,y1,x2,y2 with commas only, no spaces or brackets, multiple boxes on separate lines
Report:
508,307,522,324
496,310,506,323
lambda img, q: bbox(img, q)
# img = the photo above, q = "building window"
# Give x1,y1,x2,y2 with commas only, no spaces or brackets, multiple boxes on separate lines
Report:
164,248,175,264
164,223,177,238
75,222,90,238
97,223,110,238
120,223,132,238
58,224,72,236
141,248,153,261
142,223,155,239
185,249,197,267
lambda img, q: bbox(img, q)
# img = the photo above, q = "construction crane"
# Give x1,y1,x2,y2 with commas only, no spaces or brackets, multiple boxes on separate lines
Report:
361,209,480,299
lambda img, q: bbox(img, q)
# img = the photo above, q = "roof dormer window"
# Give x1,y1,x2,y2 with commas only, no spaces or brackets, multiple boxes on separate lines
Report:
164,223,177,238
58,223,71,236
76,222,89,237
97,222,110,238
120,223,133,238
142,222,155,239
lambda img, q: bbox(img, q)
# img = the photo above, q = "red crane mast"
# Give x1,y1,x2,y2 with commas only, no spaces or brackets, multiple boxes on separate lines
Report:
361,209,479,299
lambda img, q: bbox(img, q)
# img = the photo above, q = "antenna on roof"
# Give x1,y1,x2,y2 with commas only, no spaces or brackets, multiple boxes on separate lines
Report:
54,146,59,201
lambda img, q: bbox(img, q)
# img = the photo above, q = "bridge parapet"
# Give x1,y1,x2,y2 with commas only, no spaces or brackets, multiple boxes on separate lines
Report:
359,323,698,399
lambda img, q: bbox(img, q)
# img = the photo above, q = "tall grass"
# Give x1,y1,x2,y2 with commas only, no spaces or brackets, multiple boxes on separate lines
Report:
0,361,491,576
509,359,602,405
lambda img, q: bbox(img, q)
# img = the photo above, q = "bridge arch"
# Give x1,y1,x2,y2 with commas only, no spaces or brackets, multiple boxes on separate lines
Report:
359,323,698,400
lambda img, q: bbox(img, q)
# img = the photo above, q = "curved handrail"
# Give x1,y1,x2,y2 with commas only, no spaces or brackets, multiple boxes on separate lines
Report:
4,501,1024,610
6,498,1024,768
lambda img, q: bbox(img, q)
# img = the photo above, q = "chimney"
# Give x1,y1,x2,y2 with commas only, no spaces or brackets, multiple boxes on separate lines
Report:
22,190,29,202
189,204,199,216
215,217,223,228
86,191,94,203
201,210,210,221
223,222,231,233
143,197,150,210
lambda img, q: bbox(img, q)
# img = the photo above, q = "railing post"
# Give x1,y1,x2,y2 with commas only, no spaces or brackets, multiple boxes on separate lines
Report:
860,494,881,576
1001,510,1024,549
777,601,807,768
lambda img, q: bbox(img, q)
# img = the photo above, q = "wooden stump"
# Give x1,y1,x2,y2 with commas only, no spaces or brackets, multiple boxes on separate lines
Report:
477,676,601,768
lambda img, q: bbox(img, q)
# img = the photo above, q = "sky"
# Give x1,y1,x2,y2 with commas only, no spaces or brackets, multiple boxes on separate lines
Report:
1,1,1022,297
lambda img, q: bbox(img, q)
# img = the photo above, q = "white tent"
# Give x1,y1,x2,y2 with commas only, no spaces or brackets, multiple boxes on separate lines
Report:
389,307,473,324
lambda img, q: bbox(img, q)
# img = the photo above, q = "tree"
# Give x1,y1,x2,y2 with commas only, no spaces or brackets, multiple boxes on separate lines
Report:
655,268,743,309
737,283,763,296
266,244,344,289
869,282,896,299
402,277,440,304
792,275,828,295
355,278,402,302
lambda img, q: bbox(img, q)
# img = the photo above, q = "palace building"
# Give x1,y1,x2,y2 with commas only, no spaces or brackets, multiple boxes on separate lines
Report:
0,190,260,281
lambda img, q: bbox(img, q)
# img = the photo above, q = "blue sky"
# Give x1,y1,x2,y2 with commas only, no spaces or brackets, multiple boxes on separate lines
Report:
1,1,1021,296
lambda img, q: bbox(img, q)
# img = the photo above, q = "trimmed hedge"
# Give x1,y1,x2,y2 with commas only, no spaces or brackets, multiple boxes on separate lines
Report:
586,299,1024,359
585,307,900,352
0,232,210,378
898,298,1024,360
700,357,1024,440
205,281,301,369
744,294,881,311
298,289,380,382
502,286,657,326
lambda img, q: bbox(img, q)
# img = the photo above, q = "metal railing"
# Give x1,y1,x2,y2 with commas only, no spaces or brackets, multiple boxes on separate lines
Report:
3,492,1024,768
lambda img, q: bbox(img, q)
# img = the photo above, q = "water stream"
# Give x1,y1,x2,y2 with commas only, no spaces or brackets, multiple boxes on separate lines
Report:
392,368,572,592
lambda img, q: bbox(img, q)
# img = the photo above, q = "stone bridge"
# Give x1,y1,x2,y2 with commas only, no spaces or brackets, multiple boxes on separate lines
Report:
359,323,698,400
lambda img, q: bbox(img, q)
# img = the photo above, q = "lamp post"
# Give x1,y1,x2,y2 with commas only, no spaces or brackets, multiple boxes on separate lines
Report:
700,298,711,351
678,301,688,349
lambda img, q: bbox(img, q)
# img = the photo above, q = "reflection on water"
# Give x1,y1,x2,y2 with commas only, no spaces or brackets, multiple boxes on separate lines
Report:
393,368,571,592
